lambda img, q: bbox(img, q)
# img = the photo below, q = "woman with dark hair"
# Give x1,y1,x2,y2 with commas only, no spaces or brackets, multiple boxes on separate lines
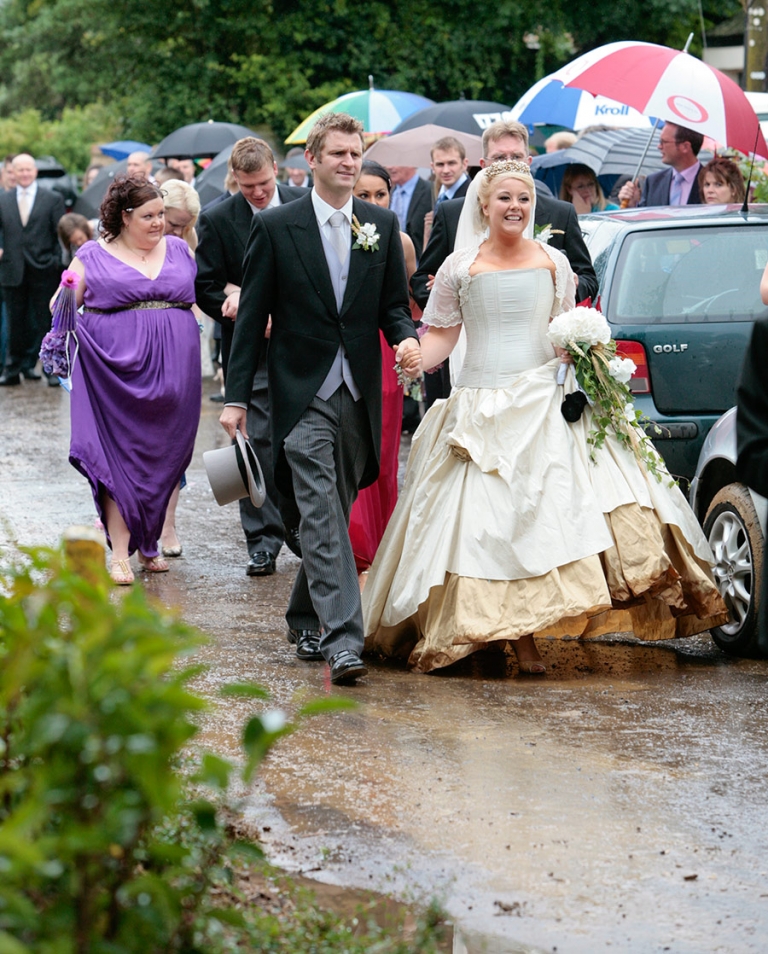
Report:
58,213,93,265
698,156,746,204
560,164,618,213
66,174,201,584
349,159,417,587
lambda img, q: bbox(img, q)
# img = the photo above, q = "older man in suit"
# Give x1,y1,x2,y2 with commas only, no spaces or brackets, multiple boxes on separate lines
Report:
0,153,65,386
618,123,703,208
388,165,433,260
220,113,421,684
196,138,307,578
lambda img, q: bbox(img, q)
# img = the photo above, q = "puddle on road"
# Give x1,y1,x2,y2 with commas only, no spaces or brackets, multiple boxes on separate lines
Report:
5,387,768,953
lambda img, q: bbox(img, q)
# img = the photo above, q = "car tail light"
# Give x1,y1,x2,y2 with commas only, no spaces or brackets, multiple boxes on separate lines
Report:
616,340,650,394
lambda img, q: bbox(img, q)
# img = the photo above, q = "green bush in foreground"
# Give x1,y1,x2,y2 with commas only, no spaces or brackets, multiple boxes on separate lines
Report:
0,546,444,953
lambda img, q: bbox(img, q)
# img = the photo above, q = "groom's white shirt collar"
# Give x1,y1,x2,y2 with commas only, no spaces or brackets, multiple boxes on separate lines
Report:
311,189,353,227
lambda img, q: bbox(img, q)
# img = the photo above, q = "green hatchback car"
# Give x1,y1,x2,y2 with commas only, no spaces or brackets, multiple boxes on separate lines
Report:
580,205,768,485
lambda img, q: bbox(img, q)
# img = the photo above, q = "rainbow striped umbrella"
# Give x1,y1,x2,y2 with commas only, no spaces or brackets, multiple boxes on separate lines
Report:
285,81,434,144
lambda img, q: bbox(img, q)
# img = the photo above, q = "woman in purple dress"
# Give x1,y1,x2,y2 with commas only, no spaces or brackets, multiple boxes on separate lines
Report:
67,176,201,584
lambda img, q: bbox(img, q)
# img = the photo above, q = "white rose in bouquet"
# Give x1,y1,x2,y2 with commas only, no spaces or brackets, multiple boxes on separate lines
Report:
547,307,611,350
608,356,637,384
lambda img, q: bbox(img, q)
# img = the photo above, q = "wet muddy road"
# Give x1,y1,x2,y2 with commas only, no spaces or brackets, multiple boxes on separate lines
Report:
3,384,768,953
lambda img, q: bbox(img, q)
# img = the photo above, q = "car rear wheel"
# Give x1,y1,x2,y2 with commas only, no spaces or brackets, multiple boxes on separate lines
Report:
703,484,764,657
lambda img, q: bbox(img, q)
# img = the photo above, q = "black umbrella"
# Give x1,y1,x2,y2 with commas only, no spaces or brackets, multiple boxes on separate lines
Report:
392,100,514,137
151,121,258,160
530,127,668,197
35,155,79,211
194,145,233,206
72,158,165,218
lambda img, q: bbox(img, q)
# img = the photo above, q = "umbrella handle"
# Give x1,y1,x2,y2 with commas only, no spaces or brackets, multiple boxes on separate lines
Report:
629,117,663,185
624,32,693,203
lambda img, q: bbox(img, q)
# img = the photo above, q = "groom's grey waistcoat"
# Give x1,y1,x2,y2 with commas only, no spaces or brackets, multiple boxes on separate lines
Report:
316,224,361,402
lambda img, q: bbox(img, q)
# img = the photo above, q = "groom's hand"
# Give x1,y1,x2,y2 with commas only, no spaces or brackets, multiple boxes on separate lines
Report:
219,406,248,440
394,338,422,377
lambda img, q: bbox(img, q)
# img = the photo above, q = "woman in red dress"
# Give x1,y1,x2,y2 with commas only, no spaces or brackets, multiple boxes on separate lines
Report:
349,161,418,588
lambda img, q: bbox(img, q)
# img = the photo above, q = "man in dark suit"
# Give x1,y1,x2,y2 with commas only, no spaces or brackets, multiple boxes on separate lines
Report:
412,120,598,402
220,113,420,684
196,138,307,578
736,316,768,653
0,153,65,386
618,123,703,208
388,165,433,260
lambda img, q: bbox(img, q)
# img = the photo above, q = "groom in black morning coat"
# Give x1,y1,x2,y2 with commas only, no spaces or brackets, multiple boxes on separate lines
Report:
220,113,421,685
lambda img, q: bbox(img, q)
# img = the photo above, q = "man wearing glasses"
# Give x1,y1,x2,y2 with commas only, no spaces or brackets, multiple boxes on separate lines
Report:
618,122,703,207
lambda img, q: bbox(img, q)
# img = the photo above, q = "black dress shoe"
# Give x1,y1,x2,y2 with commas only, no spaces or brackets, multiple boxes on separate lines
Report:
47,376,60,388
283,525,302,558
329,649,368,685
246,551,276,576
209,393,225,402
22,369,41,380
287,628,323,661
0,374,21,386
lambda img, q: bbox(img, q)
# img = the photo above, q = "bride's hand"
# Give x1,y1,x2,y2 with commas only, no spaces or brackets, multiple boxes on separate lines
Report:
555,346,573,364
394,339,422,376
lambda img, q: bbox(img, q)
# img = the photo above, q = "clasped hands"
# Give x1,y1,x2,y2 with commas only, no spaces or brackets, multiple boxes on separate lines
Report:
394,338,422,377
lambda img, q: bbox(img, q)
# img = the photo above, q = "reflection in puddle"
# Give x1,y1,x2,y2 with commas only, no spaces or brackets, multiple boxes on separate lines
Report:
453,927,548,954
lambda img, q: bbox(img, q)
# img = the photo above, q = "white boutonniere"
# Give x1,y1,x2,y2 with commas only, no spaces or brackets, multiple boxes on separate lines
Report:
351,215,380,252
534,223,565,244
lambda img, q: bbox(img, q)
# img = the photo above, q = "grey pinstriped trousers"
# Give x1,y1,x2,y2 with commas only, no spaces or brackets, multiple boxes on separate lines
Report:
283,385,369,659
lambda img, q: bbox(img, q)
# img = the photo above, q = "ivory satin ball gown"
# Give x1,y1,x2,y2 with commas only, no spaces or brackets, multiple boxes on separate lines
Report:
362,243,727,673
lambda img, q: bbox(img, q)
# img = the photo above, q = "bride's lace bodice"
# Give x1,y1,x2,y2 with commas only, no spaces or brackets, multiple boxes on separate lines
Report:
423,242,576,388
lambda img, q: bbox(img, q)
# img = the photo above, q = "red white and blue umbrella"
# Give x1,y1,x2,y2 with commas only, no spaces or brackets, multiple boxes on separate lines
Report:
556,41,768,159
511,74,653,130
286,82,434,144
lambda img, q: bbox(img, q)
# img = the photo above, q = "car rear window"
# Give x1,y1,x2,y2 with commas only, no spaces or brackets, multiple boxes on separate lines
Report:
609,226,768,324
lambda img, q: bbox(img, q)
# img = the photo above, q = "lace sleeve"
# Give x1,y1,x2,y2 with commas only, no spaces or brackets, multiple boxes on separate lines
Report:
540,242,576,316
421,247,474,328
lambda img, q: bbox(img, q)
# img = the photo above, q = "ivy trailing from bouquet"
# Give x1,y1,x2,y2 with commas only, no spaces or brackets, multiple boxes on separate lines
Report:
547,304,673,485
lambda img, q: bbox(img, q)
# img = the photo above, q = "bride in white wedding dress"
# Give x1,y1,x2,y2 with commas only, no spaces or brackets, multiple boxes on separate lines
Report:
362,159,727,675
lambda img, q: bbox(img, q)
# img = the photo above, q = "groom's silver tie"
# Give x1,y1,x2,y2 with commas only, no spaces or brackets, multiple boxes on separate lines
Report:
329,211,348,266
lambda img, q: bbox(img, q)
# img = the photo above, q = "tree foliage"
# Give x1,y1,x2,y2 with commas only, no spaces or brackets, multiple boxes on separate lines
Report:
0,0,744,165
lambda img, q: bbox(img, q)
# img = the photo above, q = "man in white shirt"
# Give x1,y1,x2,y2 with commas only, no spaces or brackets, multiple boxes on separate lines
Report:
388,165,433,260
220,113,421,684
0,153,65,386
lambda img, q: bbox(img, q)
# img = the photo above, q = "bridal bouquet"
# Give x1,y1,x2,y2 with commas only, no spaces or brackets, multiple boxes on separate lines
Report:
547,306,670,484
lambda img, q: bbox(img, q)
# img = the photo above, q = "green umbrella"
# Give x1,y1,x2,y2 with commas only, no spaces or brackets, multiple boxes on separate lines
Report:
285,79,433,144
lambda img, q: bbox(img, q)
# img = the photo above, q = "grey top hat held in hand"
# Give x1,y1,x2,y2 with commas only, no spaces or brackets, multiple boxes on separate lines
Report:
203,430,266,508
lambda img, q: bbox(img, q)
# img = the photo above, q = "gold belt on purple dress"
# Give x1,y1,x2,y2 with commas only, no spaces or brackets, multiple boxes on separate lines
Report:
83,300,193,314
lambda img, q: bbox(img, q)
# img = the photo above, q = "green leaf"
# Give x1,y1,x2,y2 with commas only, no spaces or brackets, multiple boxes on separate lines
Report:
189,799,218,832
228,840,264,862
192,753,233,790
219,682,270,700
205,905,247,927
298,697,359,718
0,931,29,954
